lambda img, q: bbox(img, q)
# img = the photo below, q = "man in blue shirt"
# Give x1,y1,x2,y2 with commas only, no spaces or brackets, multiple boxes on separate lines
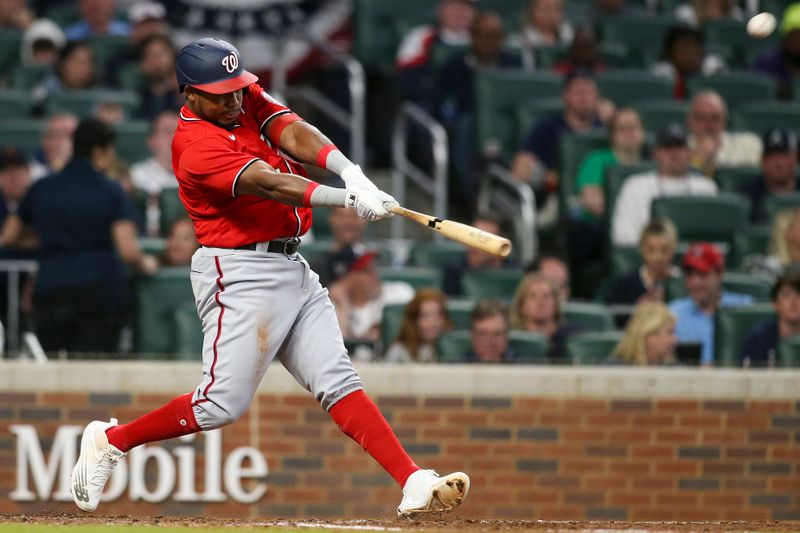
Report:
64,0,131,41
740,271,800,367
669,242,753,366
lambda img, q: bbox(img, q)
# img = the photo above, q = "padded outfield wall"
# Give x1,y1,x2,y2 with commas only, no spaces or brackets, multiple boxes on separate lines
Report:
0,362,798,520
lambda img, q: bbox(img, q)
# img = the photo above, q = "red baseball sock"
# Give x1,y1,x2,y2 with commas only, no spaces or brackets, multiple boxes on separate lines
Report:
105,393,201,452
328,389,420,488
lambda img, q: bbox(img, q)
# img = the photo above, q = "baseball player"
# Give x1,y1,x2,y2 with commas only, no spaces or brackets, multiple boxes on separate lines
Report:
70,38,469,516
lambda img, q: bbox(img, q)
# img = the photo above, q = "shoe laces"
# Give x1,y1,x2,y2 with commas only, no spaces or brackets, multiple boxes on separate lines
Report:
89,449,122,488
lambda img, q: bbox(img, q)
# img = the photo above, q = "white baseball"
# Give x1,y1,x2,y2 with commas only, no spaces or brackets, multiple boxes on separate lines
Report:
747,12,777,38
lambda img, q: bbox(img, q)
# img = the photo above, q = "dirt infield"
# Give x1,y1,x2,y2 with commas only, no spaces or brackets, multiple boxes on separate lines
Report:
2,513,800,532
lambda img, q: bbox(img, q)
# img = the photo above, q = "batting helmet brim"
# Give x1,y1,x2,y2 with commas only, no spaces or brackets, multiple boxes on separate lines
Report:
187,69,258,94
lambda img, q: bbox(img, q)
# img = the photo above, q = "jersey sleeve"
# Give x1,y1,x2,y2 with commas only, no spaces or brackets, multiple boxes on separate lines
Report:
242,82,293,136
179,136,262,197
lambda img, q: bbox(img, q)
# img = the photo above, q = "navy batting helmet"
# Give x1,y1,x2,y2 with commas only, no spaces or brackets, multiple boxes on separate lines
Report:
176,38,258,94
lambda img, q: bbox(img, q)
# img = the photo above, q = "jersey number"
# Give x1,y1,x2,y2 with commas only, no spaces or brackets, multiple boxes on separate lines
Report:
222,53,239,74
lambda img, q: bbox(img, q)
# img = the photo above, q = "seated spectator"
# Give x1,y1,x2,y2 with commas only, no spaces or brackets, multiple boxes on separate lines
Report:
160,218,198,267
669,242,753,366
686,90,762,176
395,0,476,106
0,0,33,29
612,122,716,247
741,271,800,367
651,26,726,100
674,0,743,28
607,218,680,305
0,147,34,225
511,71,605,225
30,113,78,179
759,208,800,277
755,3,800,100
510,0,574,49
553,26,606,76
576,107,645,220
317,207,368,287
136,34,182,121
578,0,644,29
443,212,510,295
106,1,170,86
464,300,515,363
385,288,452,363
21,18,65,67
94,101,126,126
328,251,414,358
529,252,571,300
65,0,131,40
33,41,98,112
509,273,580,358
608,301,677,365
0,119,157,355
739,128,799,223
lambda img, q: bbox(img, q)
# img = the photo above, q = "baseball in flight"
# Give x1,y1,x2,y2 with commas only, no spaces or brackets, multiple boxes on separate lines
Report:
747,12,777,38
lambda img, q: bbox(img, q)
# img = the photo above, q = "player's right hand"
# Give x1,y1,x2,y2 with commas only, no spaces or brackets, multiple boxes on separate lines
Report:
345,188,391,221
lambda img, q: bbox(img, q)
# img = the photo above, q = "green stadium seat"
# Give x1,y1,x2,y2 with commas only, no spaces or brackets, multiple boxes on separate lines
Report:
298,240,332,272
507,330,549,363
378,266,441,289
117,63,145,92
601,16,683,65
715,304,776,367
731,226,771,268
311,207,332,240
135,267,196,353
381,303,406,351
482,0,525,29
562,301,615,331
716,167,759,193
447,298,475,329
566,330,624,365
461,269,523,300
650,194,750,246
596,70,674,106
115,120,150,164
11,64,52,90
667,272,772,303
159,189,188,235
764,193,800,222
437,330,471,362
600,42,634,69
704,19,765,67
475,70,562,162
138,237,167,256
604,162,657,224
0,31,23,80
409,241,466,268
0,120,44,153
559,131,609,214
686,72,777,109
0,90,33,118
633,99,690,135
88,35,133,73
171,301,202,359
733,102,800,137
610,247,640,276
778,335,800,367
516,98,563,145
46,90,141,119
535,45,569,68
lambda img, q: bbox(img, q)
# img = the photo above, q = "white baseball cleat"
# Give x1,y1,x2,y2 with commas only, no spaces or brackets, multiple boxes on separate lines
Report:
71,418,126,512
397,469,470,516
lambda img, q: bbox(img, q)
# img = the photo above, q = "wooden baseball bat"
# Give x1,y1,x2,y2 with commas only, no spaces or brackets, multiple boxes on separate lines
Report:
390,206,512,258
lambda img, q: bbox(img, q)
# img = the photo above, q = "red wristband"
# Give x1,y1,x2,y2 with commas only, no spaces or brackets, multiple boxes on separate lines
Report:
302,181,321,207
315,143,337,169
267,112,302,146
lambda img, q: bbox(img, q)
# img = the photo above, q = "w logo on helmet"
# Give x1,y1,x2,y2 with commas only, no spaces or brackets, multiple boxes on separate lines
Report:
221,53,239,74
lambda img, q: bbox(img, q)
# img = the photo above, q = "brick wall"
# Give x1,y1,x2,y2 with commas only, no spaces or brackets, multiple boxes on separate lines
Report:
1,388,798,520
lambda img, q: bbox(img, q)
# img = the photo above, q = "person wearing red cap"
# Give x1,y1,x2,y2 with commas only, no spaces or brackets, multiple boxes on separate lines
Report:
668,242,753,366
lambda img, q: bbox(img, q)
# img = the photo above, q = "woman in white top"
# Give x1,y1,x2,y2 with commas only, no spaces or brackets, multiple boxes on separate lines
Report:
385,288,452,363
510,0,574,49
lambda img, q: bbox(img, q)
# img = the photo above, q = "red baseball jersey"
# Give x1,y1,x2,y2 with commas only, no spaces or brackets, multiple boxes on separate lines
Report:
172,82,312,248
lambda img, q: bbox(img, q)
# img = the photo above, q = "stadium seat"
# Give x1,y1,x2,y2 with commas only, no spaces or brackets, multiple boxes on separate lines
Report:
763,193,800,222
633,99,690,135
115,120,150,164
298,240,333,272
117,63,145,92
171,301,203,359
604,162,657,224
559,131,609,214
0,90,33,118
381,303,406,351
159,189,188,235
461,269,524,300
731,226,771,268
686,72,777,109
378,266,442,290
0,120,44,154
311,207,332,239
535,45,569,68
595,70,674,106
566,330,624,365
46,90,141,119
601,16,683,65
667,272,772,303
715,167,759,193
437,330,472,362
562,301,615,331
410,241,466,268
88,35,133,73
778,335,800,367
610,247,640,276
704,19,764,67
715,304,776,367
138,237,167,256
733,102,800,137
507,330,549,363
11,64,52,91
447,298,475,329
135,267,196,354
0,30,23,81
650,194,750,247
516,98,563,146
475,70,562,162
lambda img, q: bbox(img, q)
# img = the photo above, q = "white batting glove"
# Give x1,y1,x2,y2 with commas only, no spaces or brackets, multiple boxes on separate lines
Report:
341,164,379,191
346,188,391,221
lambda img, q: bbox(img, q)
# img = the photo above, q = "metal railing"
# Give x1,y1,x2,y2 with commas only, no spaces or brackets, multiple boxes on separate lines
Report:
0,260,38,357
390,102,449,241
477,163,537,265
271,30,366,166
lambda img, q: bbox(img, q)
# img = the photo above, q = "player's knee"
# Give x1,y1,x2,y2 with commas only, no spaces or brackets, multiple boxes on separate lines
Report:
193,399,248,429
318,381,363,411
